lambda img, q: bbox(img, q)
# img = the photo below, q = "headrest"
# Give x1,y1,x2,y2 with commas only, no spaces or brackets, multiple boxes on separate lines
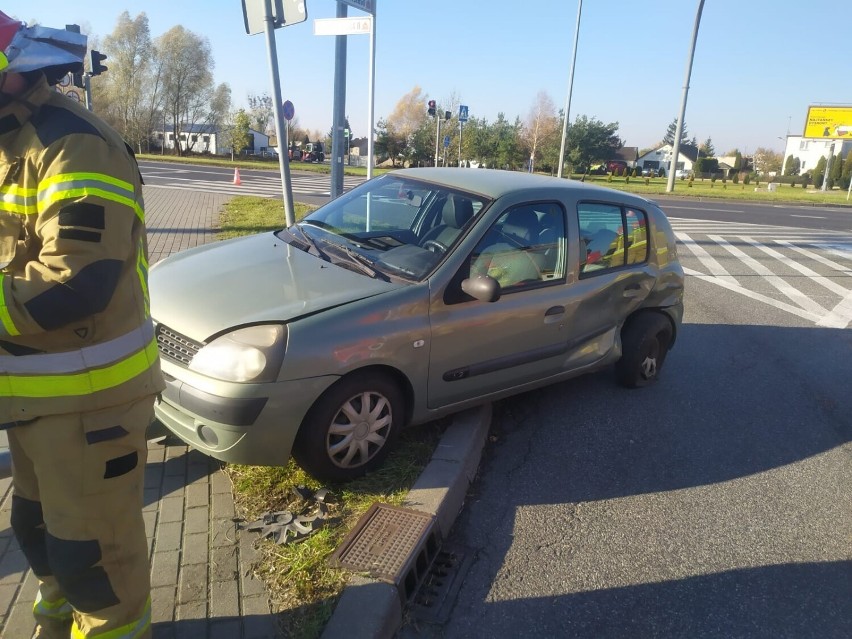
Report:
502,207,540,242
442,196,474,229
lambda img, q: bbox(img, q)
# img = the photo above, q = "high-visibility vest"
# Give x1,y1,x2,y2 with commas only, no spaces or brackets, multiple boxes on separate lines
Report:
0,75,164,421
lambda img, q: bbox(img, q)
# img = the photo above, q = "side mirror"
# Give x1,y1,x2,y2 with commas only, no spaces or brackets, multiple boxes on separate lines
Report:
461,275,501,303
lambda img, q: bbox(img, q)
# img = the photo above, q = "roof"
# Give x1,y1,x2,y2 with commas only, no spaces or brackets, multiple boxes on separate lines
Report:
394,167,655,208
613,147,638,162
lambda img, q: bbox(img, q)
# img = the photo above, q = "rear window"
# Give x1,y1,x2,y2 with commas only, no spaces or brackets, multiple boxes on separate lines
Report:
577,202,649,276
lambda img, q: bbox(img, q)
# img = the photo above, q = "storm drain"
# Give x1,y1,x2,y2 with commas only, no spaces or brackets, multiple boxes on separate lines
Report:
408,543,474,624
330,503,441,603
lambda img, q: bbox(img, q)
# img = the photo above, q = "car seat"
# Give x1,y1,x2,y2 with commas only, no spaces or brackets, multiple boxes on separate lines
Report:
420,195,475,250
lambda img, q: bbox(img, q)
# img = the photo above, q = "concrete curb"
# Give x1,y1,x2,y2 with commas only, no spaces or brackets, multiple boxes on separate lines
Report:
321,403,492,639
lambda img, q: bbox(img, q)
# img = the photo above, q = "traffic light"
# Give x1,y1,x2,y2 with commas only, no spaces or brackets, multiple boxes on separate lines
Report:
90,50,108,76
444,110,451,121
427,100,436,117
72,72,84,89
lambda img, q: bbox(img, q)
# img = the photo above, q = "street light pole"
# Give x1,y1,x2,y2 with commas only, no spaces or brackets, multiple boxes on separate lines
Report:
557,0,582,179
666,0,705,193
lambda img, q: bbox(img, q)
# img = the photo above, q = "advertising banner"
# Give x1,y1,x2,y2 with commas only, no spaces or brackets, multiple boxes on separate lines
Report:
804,106,852,139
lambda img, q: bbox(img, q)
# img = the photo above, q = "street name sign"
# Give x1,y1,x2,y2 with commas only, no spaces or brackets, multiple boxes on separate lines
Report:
338,0,375,14
314,16,372,36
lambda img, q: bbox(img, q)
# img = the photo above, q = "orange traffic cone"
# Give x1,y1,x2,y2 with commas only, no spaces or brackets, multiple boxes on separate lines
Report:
233,167,242,185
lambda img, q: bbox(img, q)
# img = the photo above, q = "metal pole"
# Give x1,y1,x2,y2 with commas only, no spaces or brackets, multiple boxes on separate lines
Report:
366,9,377,179
557,0,582,179
458,121,462,167
263,0,295,225
666,0,705,193
330,2,347,199
84,74,92,111
434,115,440,167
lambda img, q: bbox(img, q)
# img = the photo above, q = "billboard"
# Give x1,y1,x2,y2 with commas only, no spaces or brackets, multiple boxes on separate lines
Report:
804,106,852,139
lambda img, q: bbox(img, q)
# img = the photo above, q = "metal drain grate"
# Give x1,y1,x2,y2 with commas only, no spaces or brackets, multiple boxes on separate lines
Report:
330,503,441,603
408,543,474,624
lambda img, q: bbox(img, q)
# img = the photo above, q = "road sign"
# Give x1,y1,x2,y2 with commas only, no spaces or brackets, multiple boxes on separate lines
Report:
282,100,295,121
443,135,450,148
313,16,372,36
338,0,375,14
242,0,306,35
58,73,71,88
65,90,80,102
459,105,469,123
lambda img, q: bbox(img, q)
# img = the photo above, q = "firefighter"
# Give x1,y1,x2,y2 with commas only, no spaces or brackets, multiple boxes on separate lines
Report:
0,11,164,639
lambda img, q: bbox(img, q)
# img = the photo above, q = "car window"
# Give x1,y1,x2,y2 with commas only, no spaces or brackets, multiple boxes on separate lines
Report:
468,202,566,291
577,202,649,276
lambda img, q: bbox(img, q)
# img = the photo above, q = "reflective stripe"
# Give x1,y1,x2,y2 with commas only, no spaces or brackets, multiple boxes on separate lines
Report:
0,185,38,215
0,52,8,72
33,592,73,621
38,173,144,223
0,335,158,398
0,273,20,336
71,597,151,639
135,239,150,313
0,322,154,374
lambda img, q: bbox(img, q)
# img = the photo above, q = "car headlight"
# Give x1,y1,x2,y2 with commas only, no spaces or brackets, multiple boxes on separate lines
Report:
189,325,286,383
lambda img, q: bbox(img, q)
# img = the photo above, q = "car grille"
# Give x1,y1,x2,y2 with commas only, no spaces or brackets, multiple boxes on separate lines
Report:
156,323,203,366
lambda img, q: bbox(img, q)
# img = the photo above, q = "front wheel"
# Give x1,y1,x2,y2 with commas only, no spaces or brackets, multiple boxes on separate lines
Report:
616,313,672,388
292,373,404,482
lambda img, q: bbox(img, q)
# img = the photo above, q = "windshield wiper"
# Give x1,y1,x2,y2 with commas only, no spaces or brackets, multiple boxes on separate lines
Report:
292,224,328,260
322,240,389,281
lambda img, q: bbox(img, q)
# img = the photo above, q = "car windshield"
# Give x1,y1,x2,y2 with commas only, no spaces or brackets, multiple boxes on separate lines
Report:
277,174,490,281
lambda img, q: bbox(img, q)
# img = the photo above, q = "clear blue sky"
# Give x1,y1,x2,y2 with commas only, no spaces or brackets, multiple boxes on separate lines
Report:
7,0,851,154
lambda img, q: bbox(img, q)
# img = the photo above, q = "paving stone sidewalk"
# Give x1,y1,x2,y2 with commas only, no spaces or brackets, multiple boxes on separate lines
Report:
0,187,282,638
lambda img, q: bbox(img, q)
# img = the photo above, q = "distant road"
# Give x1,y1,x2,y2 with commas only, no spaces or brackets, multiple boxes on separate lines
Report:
138,160,365,206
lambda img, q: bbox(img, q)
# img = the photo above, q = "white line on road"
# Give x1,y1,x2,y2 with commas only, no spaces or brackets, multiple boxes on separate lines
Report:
682,266,822,324
675,232,739,286
789,214,826,219
663,205,745,213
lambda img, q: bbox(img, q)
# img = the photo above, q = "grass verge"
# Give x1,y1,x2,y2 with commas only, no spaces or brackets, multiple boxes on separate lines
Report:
214,195,445,638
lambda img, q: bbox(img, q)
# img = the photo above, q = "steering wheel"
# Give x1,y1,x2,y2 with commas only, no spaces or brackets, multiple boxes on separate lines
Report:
422,239,448,254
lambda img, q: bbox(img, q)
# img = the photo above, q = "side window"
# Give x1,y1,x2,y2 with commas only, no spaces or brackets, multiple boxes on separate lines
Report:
469,202,566,291
578,202,649,276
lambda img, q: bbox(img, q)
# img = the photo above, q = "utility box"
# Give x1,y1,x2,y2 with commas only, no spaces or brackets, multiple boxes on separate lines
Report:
767,182,779,192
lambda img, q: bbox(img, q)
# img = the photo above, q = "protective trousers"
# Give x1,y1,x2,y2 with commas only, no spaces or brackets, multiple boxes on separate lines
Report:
8,396,155,639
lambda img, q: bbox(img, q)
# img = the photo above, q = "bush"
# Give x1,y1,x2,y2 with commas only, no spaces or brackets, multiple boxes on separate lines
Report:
800,174,809,188
658,167,665,178
607,173,613,182
625,175,630,184
732,172,739,184
632,167,639,177
743,173,751,185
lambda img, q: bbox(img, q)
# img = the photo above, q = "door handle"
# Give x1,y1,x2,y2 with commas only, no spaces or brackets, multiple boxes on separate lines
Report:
545,305,565,316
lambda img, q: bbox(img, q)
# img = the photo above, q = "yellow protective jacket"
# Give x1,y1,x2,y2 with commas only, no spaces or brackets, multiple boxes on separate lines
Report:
0,75,164,422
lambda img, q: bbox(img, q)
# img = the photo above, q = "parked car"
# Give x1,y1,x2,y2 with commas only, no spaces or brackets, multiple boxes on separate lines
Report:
301,141,325,162
149,168,685,482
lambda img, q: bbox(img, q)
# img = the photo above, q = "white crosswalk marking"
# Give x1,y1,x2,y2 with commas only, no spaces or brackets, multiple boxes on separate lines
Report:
145,171,365,198
671,218,852,327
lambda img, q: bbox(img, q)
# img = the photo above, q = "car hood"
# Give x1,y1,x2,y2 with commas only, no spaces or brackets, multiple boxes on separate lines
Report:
150,233,405,340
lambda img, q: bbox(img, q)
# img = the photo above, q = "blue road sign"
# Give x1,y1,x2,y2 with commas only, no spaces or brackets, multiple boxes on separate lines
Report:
459,105,469,122
444,135,450,148
283,100,295,121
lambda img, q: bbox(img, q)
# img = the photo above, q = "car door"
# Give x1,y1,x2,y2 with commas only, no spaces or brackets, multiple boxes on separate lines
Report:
427,201,574,408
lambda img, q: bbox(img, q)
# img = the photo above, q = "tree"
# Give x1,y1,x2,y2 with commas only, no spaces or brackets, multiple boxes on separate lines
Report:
662,117,690,147
523,90,559,173
753,147,782,175
828,150,843,189
699,137,715,157
564,115,623,175
101,12,153,153
733,150,742,171
811,156,827,188
247,93,274,136
206,83,231,151
783,155,800,176
156,26,214,156
374,118,406,166
840,150,852,190
222,109,251,160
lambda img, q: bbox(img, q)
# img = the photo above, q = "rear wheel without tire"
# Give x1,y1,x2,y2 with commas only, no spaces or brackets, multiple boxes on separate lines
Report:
616,313,672,388
292,373,404,483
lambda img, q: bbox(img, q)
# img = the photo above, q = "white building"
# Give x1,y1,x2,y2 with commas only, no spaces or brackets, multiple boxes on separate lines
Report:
781,135,852,175
154,124,271,156
636,143,699,174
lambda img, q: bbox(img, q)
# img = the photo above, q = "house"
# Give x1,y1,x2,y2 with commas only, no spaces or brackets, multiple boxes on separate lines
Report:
636,143,699,174
154,124,271,155
781,135,852,176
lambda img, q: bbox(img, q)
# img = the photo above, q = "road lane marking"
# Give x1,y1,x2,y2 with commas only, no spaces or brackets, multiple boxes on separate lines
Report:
682,266,822,324
663,205,745,213
790,214,826,219
773,241,852,274
675,232,739,286
738,237,849,297
709,234,828,316
817,289,852,328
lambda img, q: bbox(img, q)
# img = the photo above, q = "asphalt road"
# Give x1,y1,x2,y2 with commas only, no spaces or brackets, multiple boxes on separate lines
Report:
402,214,852,637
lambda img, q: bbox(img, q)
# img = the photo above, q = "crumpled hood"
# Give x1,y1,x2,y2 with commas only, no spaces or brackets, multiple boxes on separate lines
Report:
150,233,403,340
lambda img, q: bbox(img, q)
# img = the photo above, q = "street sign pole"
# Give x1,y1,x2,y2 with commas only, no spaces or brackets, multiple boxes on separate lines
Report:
330,2,347,199
262,0,295,225
366,7,376,179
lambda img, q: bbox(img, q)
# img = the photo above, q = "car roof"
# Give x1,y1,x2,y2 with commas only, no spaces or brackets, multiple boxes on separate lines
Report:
394,167,655,208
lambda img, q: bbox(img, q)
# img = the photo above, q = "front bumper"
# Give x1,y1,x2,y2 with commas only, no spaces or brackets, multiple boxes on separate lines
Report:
154,360,339,466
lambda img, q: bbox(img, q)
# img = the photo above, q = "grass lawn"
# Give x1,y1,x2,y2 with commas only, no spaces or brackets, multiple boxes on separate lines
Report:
214,195,446,638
